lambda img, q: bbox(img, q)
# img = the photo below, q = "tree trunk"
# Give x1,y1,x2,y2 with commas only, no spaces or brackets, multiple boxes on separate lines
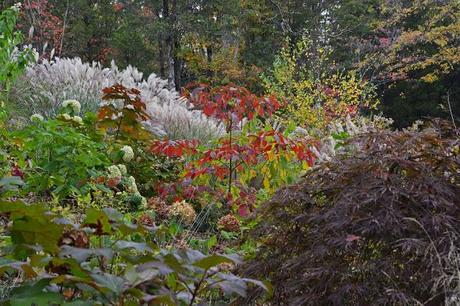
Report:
158,38,165,78
174,38,181,90
163,0,175,89
163,0,179,89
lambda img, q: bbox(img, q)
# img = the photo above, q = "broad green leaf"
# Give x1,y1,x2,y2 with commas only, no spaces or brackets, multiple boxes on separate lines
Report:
59,246,114,263
10,292,64,306
91,273,126,295
193,254,235,270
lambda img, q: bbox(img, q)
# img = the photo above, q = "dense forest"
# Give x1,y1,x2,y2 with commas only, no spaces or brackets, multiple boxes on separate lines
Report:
1,0,460,305
1,0,459,126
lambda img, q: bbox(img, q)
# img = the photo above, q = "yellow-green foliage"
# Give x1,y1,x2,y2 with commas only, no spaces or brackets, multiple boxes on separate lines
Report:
366,0,460,83
263,37,379,131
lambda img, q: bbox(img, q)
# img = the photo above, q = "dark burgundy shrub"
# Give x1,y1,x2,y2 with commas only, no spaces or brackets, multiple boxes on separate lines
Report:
244,124,460,305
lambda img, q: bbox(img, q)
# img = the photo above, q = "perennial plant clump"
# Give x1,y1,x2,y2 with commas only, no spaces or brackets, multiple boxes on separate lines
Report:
11,58,223,141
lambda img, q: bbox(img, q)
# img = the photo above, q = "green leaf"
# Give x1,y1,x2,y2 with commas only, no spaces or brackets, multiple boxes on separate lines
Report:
91,273,126,295
10,292,64,306
206,236,218,250
193,254,235,270
9,278,64,306
82,208,113,235
115,241,153,253
59,246,114,263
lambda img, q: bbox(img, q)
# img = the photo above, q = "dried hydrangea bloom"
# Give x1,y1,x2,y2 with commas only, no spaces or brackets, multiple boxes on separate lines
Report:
138,214,155,227
217,214,241,232
169,200,196,225
147,197,170,220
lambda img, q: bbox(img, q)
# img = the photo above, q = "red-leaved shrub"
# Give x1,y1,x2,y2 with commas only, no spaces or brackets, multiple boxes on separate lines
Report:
244,123,460,305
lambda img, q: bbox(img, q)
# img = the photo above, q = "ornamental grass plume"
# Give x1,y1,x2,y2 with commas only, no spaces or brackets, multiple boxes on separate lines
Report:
168,200,196,225
12,57,222,142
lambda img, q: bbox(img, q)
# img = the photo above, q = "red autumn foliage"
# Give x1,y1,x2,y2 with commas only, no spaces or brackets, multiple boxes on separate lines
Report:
20,0,64,57
150,139,199,158
97,84,151,140
243,125,460,305
11,165,24,179
150,84,314,215
182,83,283,131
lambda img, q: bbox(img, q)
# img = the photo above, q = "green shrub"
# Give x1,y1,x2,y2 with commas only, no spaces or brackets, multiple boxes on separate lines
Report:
0,4,35,100
0,201,268,305
12,117,110,199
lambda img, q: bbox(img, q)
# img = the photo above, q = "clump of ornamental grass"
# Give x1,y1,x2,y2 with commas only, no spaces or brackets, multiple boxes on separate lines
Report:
12,57,223,141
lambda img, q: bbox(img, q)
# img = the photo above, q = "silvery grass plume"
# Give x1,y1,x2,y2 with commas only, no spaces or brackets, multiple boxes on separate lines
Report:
12,57,223,142
306,115,394,163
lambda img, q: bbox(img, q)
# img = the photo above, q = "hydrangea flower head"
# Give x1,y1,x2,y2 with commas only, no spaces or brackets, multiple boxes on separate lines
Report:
30,113,44,122
12,3,22,12
125,176,139,194
57,113,72,121
117,164,127,176
62,99,81,114
169,200,196,225
107,165,122,179
72,116,83,124
120,145,134,162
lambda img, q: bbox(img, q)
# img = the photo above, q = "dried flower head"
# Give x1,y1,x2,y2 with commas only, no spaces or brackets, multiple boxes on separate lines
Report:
147,197,170,220
169,200,196,225
59,230,89,248
138,213,155,227
217,214,241,232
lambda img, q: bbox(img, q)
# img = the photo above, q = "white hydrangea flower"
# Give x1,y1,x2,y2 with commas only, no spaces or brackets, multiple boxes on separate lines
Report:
30,113,44,122
59,113,71,121
107,165,122,179
72,116,83,124
140,196,147,209
117,164,127,176
125,176,139,194
12,3,22,12
120,145,134,162
62,99,81,114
